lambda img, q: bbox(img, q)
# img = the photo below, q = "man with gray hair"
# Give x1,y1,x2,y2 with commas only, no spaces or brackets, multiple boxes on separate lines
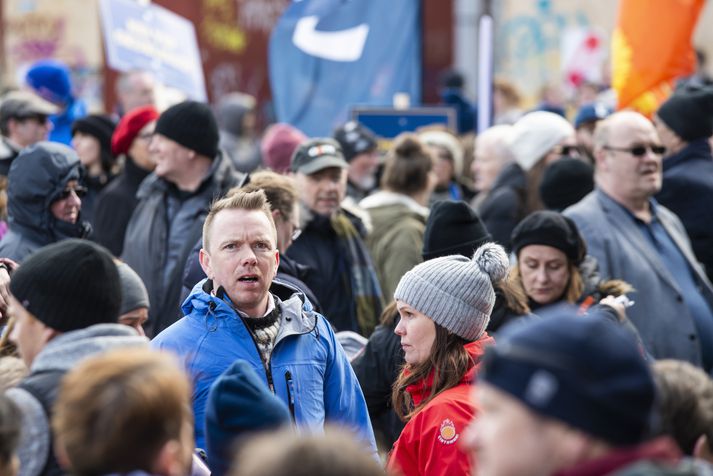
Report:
470,125,522,250
565,111,713,370
115,69,155,116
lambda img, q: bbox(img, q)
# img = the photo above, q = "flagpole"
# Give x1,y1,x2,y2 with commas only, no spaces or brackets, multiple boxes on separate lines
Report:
477,0,493,133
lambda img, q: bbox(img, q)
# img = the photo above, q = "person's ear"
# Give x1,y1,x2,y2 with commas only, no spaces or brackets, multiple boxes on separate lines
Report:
199,248,213,280
150,439,185,476
694,434,713,463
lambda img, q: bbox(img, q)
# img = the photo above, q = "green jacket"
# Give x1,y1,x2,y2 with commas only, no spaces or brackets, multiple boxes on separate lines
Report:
361,192,429,301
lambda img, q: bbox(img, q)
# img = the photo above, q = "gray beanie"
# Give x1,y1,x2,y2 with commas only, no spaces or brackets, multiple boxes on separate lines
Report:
116,262,150,315
394,243,509,341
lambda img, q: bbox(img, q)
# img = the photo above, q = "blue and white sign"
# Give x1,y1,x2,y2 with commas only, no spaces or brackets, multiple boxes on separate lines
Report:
99,0,206,101
269,0,421,137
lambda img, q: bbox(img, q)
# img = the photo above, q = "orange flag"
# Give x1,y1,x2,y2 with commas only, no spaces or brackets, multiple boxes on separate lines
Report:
612,0,704,116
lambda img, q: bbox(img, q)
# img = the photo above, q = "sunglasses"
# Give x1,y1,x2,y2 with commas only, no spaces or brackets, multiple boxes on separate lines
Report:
57,186,88,200
553,144,580,157
603,144,666,157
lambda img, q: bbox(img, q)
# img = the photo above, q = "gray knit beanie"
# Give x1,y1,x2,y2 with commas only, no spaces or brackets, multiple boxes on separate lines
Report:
394,243,509,341
116,262,150,315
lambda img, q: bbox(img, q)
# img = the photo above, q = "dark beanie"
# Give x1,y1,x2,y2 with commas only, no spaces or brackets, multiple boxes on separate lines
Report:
422,200,492,261
206,360,291,476
333,120,378,162
10,239,121,332
72,115,117,173
511,211,586,264
71,115,116,152
154,100,219,158
480,306,656,446
539,158,594,212
657,86,713,142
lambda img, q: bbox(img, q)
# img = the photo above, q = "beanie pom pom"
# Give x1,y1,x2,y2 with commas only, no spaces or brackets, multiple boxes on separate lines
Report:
473,242,509,283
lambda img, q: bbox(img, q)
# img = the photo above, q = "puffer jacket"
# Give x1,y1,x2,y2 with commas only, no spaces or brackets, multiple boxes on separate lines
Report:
122,152,242,336
387,334,494,476
151,278,377,454
0,142,90,262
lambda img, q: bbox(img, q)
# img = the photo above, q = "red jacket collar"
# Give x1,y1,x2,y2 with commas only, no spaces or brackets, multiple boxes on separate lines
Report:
406,333,495,406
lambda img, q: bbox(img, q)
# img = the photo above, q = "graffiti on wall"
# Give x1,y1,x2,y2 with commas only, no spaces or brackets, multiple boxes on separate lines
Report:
496,0,593,101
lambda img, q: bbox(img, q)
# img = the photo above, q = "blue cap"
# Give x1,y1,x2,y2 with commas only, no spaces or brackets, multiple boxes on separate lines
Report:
574,102,612,129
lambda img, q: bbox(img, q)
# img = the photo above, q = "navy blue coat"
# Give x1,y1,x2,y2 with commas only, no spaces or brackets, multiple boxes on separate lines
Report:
656,139,713,281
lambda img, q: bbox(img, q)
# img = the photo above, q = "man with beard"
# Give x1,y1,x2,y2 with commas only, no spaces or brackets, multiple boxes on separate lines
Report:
565,111,713,370
287,139,383,336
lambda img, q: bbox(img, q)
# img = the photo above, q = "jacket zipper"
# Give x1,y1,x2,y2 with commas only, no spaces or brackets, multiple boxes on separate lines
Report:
284,371,296,421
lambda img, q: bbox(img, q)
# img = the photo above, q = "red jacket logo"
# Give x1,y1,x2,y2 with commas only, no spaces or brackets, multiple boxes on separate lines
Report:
438,419,458,444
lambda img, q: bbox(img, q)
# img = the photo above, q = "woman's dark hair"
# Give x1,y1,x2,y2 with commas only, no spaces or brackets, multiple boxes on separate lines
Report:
392,322,472,422
380,133,434,196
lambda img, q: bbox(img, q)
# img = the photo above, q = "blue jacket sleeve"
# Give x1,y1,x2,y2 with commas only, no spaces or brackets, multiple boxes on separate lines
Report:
319,316,378,456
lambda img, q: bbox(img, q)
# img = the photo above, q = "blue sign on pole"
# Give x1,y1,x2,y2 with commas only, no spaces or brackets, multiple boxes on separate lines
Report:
99,0,206,102
353,107,457,140
269,0,421,137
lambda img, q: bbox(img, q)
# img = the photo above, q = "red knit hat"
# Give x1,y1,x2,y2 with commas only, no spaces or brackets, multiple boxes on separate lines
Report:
261,123,307,173
111,105,159,156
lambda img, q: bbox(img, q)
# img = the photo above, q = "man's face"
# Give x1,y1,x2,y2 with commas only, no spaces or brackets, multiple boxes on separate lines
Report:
597,114,663,203
10,115,51,147
149,134,193,183
295,167,347,216
576,122,597,162
50,179,84,224
462,384,566,476
200,208,279,317
472,138,504,193
8,295,54,366
118,307,148,336
121,72,156,112
348,150,380,190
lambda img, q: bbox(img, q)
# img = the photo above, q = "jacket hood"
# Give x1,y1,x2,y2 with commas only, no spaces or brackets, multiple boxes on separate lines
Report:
30,323,148,374
359,191,429,217
406,333,495,406
7,142,88,241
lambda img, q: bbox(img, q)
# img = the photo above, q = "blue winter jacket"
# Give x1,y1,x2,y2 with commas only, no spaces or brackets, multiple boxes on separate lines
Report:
151,279,377,453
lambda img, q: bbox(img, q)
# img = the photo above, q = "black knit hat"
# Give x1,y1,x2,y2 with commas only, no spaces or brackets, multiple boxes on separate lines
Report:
481,307,656,446
422,200,492,261
511,211,586,264
154,100,219,158
539,158,594,212
657,85,713,142
72,114,117,172
10,239,121,332
333,121,378,162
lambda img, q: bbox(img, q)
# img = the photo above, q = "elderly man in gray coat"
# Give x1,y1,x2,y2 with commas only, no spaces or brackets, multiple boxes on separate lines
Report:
565,111,713,371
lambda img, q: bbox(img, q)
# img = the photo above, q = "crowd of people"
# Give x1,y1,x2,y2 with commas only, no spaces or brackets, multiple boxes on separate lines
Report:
0,56,712,476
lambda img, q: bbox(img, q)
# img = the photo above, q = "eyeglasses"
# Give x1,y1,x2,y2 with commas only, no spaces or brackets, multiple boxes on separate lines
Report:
137,131,154,141
57,186,88,200
603,144,666,157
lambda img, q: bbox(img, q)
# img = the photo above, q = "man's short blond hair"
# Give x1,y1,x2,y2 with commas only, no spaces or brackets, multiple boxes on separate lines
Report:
52,348,191,476
203,189,277,251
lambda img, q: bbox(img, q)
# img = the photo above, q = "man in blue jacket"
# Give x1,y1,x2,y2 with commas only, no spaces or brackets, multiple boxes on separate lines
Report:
151,189,376,453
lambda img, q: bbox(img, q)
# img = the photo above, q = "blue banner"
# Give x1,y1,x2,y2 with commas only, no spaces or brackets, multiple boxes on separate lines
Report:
269,0,421,137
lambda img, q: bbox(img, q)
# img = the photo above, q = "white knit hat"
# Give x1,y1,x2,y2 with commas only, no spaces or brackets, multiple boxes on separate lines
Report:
419,130,465,178
507,111,575,171
393,243,509,341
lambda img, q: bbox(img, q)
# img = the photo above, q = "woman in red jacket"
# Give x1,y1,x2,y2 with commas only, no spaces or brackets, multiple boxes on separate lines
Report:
387,242,510,476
